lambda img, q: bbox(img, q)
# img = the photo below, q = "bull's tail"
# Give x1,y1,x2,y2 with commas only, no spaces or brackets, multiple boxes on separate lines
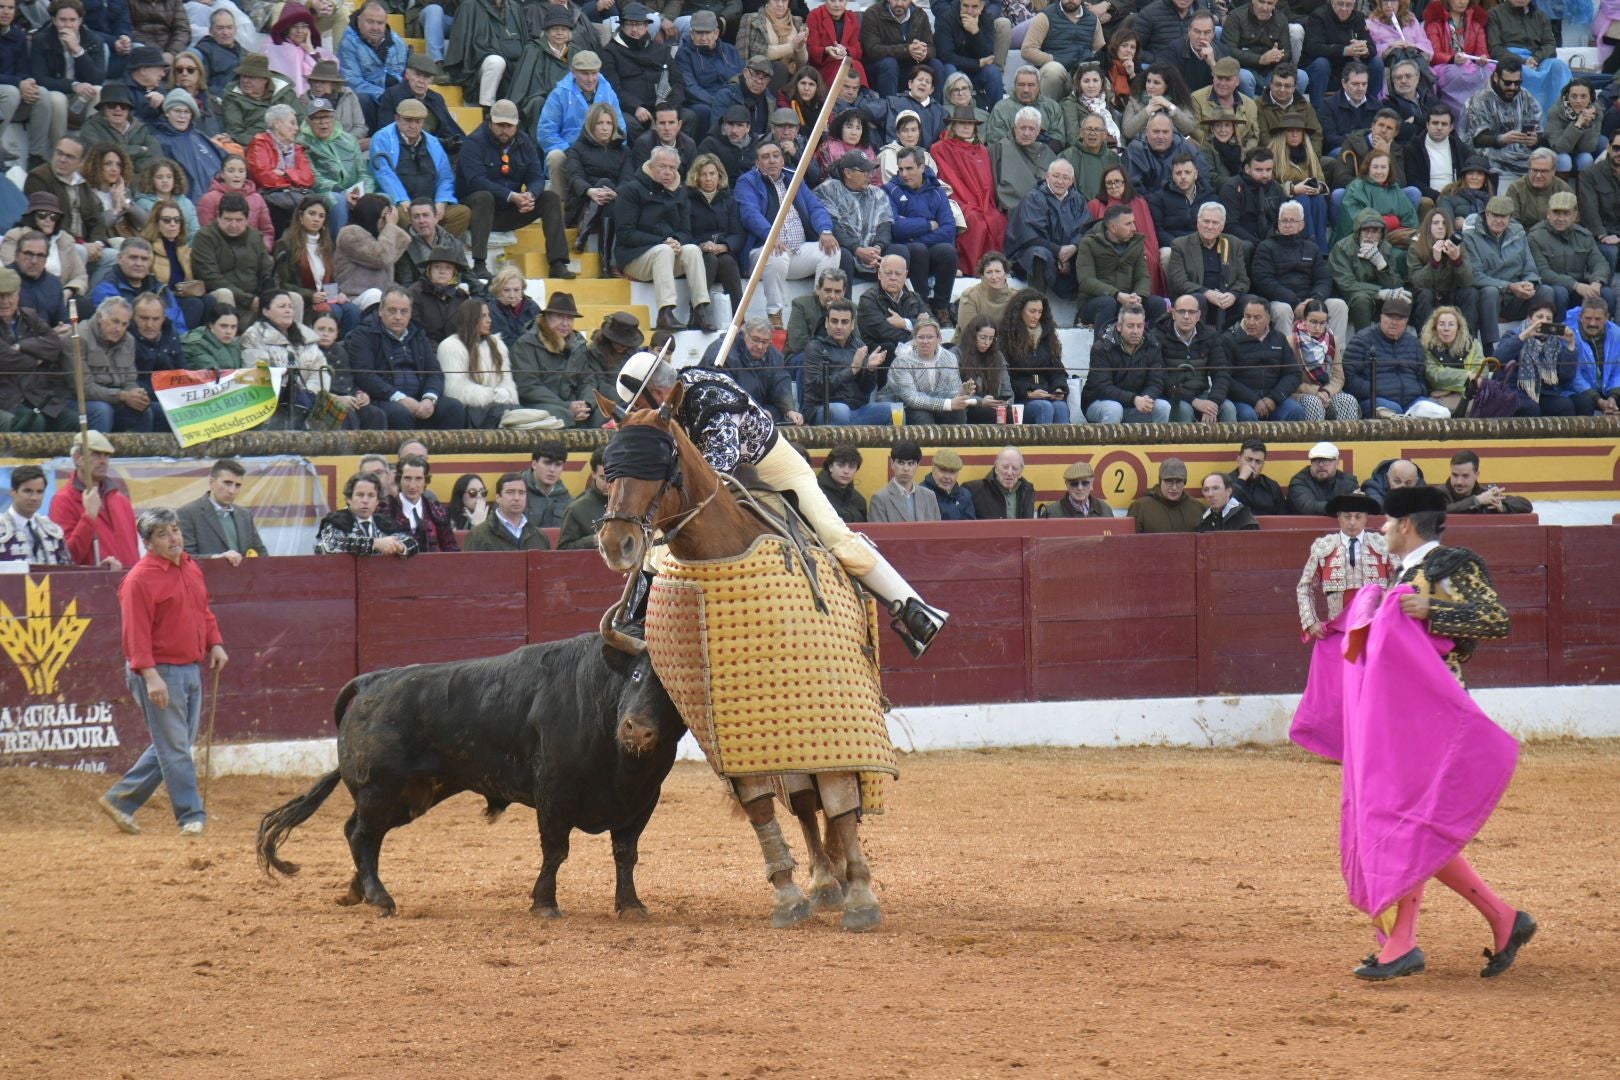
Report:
256,770,343,877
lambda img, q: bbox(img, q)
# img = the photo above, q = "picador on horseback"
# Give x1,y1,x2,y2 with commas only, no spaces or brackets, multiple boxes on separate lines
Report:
607,350,950,658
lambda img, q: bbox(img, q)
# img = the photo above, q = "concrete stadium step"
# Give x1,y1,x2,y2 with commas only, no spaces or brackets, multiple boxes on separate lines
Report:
538,279,632,303
387,13,405,32
450,106,483,132
512,250,601,278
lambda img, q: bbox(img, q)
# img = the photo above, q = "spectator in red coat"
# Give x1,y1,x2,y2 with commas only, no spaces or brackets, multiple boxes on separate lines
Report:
382,453,460,552
48,431,141,569
808,0,867,88
245,103,317,235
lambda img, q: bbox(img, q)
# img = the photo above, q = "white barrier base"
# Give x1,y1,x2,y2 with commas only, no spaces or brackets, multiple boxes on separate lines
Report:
206,685,1619,777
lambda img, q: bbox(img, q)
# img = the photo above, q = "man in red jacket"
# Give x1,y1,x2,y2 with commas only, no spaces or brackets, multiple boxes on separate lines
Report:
97,508,229,837
48,431,140,569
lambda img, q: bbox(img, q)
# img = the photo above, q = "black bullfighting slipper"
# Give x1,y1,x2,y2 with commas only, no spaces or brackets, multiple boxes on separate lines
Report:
1481,911,1538,978
1353,947,1426,981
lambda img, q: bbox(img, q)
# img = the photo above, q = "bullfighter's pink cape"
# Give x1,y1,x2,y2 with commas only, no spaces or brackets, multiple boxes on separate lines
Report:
1296,583,1519,918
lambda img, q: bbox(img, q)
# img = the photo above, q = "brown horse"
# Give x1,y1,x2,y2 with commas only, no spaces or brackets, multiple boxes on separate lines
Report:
592,385,883,932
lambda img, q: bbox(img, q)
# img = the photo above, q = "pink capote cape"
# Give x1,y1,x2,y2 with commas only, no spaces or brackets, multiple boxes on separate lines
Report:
1295,583,1519,918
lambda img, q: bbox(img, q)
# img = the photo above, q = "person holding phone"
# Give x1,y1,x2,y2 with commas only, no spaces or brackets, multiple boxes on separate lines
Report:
1490,296,1584,416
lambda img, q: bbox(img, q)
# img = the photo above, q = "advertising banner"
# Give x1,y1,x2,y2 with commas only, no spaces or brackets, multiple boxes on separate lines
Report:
152,366,285,448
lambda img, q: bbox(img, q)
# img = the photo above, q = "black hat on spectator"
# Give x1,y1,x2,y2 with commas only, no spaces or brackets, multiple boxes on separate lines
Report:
97,84,135,109
600,311,644,349
1325,491,1382,517
946,104,982,125
1381,485,1448,519
835,151,875,174
25,191,62,218
722,104,751,125
1460,154,1492,177
622,1,654,20
129,45,167,70
891,439,922,462
542,292,582,318
540,5,572,28
408,53,442,77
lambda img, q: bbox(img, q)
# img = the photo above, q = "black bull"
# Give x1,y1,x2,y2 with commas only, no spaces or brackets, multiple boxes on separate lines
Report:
256,633,684,918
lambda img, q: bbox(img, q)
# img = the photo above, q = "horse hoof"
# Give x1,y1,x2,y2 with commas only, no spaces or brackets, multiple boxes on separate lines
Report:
840,905,882,933
810,884,845,913
617,904,649,921
335,892,363,907
530,904,563,919
772,899,813,928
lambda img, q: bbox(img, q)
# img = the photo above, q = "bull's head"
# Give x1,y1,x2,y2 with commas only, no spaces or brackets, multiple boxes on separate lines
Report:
611,651,681,756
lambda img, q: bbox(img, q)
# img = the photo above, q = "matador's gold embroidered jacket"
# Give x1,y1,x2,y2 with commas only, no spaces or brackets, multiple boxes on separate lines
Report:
1297,530,1398,630
1399,545,1511,683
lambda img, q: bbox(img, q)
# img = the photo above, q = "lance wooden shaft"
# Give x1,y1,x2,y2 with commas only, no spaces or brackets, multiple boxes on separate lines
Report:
715,56,851,368
66,300,101,565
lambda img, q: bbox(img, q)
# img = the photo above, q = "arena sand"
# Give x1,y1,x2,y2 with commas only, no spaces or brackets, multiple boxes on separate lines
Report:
2,743,1616,1079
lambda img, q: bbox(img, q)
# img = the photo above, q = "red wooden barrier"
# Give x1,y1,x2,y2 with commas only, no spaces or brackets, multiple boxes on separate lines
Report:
3,523,1616,775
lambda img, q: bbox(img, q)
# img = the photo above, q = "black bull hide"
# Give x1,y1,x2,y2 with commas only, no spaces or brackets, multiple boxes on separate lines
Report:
256,632,685,918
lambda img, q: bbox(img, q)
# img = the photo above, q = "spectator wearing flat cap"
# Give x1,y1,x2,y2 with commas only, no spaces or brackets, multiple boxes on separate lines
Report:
1341,293,1445,418
1128,458,1203,534
538,50,624,200
698,104,762,189
1288,441,1361,516
458,99,572,280
605,2,688,143
922,448,975,519
868,439,942,523
676,9,743,139
379,53,466,157
503,4,592,130
370,98,473,242
737,0,809,94
815,150,902,282
716,56,778,136
1040,462,1114,519
299,96,372,234
222,52,303,147
1528,190,1618,317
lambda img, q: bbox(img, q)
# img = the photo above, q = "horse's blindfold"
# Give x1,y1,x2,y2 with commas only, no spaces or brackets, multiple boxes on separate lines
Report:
603,425,681,484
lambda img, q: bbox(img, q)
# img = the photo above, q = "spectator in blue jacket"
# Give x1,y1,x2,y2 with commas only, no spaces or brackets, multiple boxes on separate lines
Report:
456,99,571,279
675,11,741,139
370,98,471,240
922,448,976,519
1569,296,1620,416
1340,294,1441,416
88,239,187,331
536,51,623,199
885,146,958,325
194,9,242,97
337,0,410,131
0,0,52,167
345,287,469,430
735,140,842,326
698,315,802,423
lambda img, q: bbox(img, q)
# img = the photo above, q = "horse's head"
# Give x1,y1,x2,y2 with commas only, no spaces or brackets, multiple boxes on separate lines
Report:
594,382,690,574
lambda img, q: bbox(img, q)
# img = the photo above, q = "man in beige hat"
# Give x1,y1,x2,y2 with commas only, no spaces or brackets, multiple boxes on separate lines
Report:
222,52,302,145
1193,56,1259,145
301,59,369,143
510,292,591,423
50,429,141,568
1040,461,1113,518
1464,194,1555,354
458,98,572,279
922,448,975,519
537,50,623,200
380,52,466,155
372,96,473,240
1528,190,1616,315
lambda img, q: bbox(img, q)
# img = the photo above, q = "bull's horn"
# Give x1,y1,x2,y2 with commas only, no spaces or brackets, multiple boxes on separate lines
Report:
599,602,648,655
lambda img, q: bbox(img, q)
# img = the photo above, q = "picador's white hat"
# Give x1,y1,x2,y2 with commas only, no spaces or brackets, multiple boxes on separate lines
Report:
616,351,670,405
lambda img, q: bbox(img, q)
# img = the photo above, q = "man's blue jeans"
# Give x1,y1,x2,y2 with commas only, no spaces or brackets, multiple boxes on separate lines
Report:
1229,398,1307,421
104,662,206,826
813,401,900,425
422,4,453,60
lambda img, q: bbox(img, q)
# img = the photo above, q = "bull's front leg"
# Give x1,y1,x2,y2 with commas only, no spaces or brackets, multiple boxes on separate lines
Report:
611,801,658,919
530,812,571,918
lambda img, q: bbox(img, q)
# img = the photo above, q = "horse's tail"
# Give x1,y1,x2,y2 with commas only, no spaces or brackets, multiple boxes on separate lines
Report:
256,770,343,877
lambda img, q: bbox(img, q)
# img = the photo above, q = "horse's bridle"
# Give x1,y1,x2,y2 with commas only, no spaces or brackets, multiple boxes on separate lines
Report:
595,419,717,548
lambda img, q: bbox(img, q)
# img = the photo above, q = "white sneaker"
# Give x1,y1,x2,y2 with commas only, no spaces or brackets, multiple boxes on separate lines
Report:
178,820,205,837
97,795,140,834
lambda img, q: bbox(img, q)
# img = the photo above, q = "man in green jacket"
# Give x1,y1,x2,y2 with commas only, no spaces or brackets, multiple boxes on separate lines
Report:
300,101,374,233
76,86,164,174
222,54,305,146
1329,208,1403,330
190,195,274,313
1075,204,1159,329
556,449,608,549
1128,458,1203,534
463,472,555,551
1527,191,1616,315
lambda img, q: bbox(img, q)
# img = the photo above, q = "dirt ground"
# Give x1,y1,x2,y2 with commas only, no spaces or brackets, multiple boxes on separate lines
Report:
2,742,1617,1080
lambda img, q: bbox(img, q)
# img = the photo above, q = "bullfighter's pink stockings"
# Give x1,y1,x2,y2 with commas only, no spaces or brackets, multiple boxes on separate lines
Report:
1435,854,1517,952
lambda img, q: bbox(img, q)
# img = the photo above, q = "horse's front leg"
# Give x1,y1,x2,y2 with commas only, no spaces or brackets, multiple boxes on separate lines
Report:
740,791,812,928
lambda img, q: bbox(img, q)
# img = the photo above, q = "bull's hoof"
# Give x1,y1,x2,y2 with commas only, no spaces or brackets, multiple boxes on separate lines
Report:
335,892,363,907
530,903,563,919
810,883,845,913
617,903,649,921
771,898,813,928
840,904,883,933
